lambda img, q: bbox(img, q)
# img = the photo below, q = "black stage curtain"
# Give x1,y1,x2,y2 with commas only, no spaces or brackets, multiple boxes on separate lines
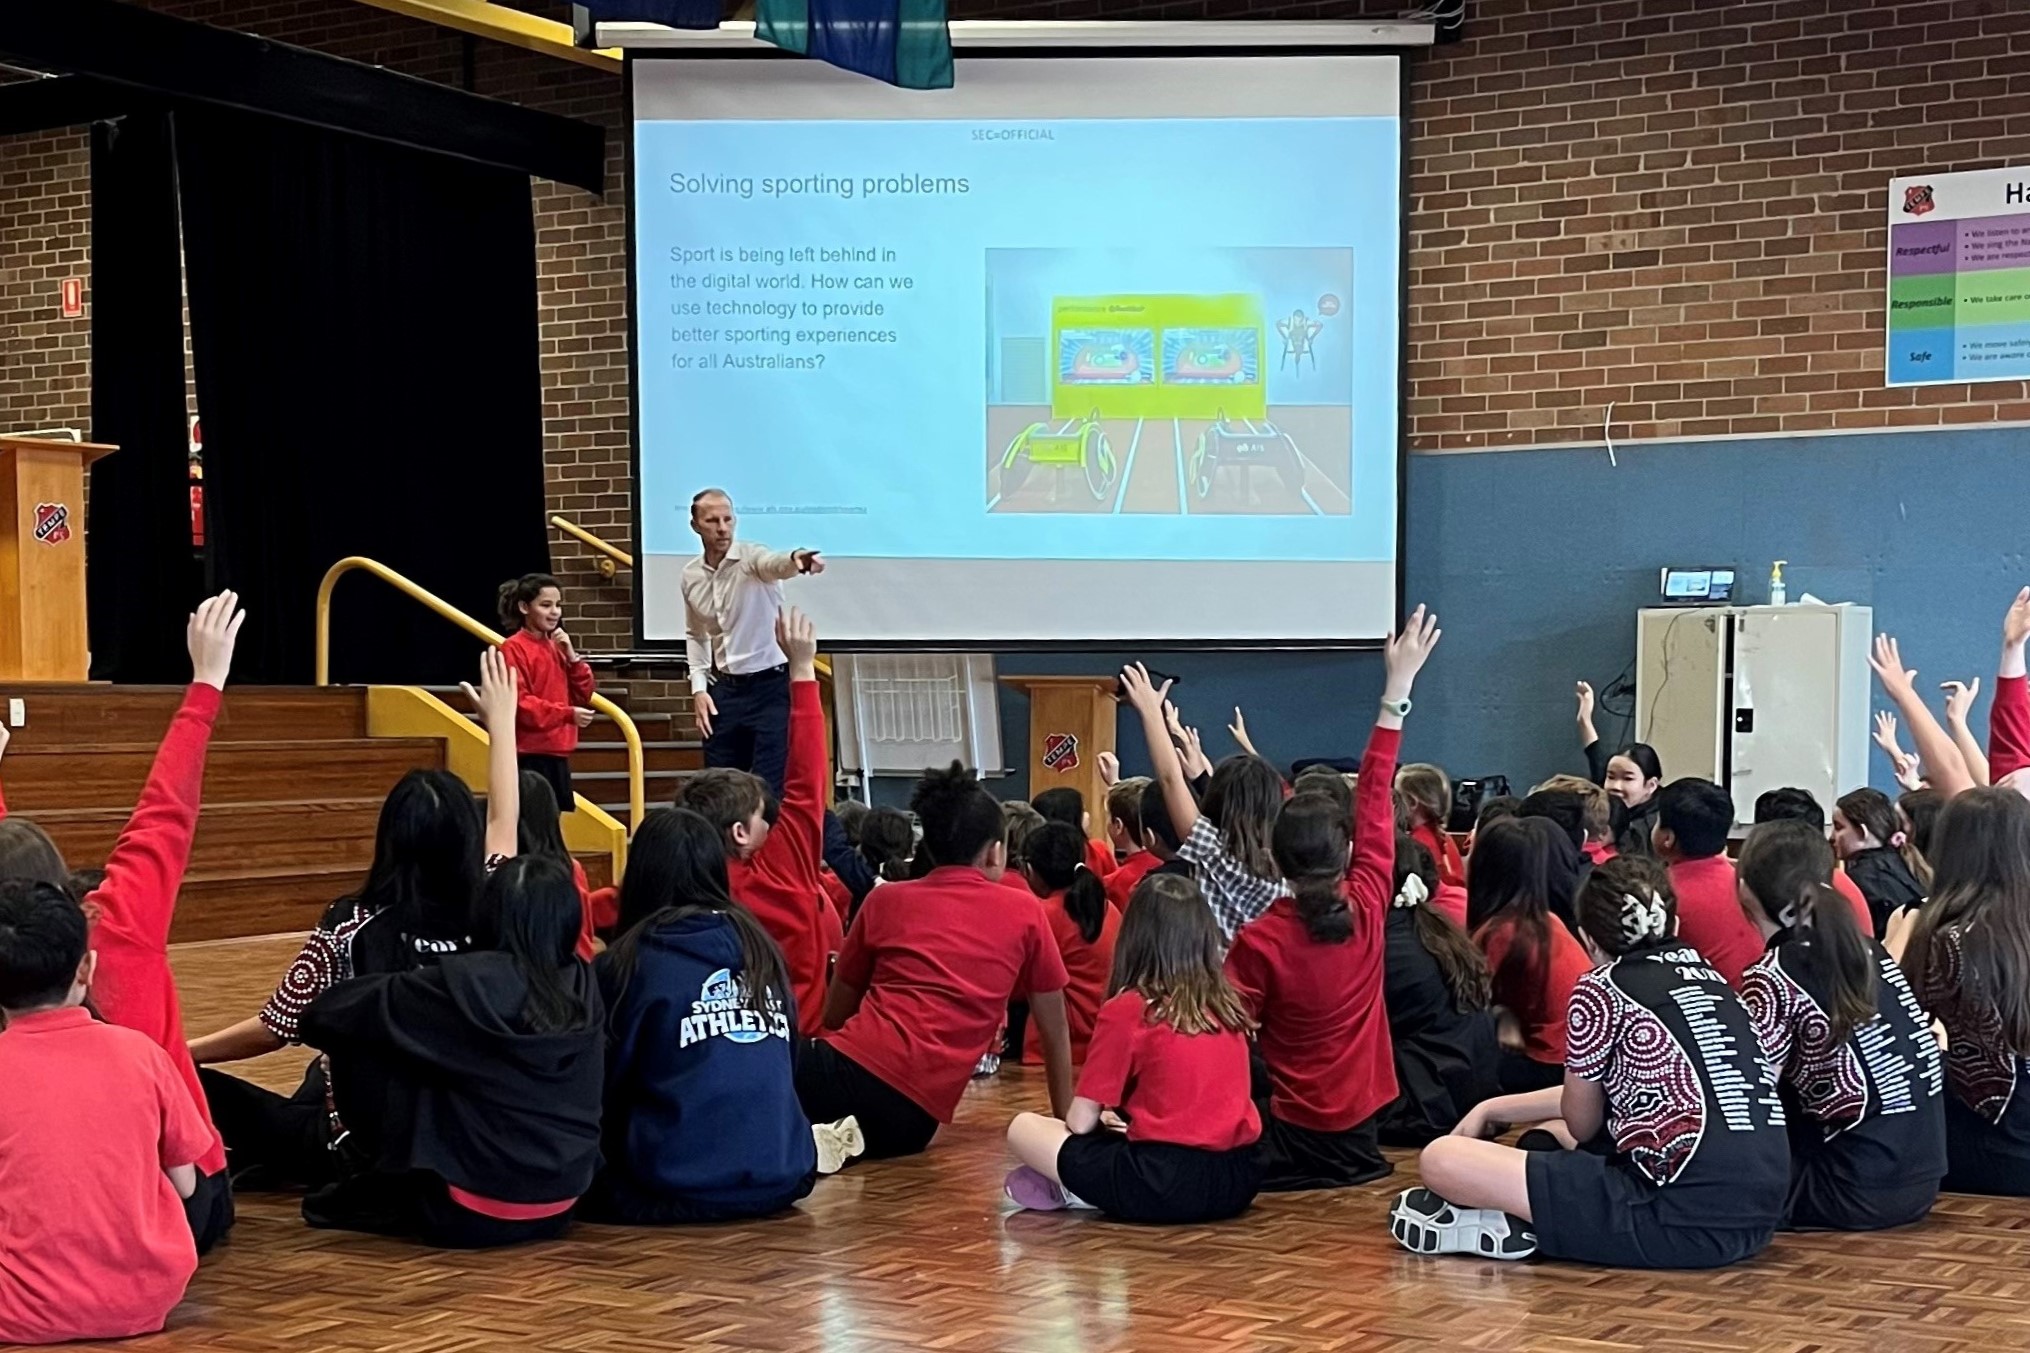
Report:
89,111,201,682
176,106,549,685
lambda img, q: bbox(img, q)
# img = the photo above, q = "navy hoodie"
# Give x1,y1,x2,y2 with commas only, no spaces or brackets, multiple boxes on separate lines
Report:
596,913,817,1213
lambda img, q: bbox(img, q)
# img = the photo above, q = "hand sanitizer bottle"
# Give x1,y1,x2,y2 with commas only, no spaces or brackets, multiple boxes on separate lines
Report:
1769,560,1787,607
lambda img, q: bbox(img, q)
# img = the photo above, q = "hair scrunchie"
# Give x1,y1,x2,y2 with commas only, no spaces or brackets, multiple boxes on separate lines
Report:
1620,890,1669,944
1393,874,1429,910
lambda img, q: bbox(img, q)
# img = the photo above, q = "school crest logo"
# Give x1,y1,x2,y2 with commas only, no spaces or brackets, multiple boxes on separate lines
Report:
32,503,71,545
1042,732,1080,773
1902,184,1936,216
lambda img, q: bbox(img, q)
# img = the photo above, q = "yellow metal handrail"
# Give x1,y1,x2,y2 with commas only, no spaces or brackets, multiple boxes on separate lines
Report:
548,515,632,580
314,556,646,832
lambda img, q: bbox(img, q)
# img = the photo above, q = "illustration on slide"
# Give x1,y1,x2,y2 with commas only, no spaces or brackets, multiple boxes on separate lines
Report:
984,248,1355,516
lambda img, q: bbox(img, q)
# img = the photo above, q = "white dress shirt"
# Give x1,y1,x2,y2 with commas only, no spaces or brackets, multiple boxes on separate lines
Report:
681,541,803,693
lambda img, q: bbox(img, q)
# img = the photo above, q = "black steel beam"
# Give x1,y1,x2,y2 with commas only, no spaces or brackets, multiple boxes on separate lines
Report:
0,1,606,192
0,74,145,137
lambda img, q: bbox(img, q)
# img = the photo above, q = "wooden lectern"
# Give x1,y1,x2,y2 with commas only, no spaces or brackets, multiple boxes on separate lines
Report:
0,436,116,681
1001,675,1119,842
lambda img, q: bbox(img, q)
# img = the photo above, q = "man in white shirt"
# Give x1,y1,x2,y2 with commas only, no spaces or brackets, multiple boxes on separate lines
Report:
681,489,823,793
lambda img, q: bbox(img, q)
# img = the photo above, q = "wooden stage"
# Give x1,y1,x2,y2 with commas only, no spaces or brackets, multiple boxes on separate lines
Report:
139,933,2030,1353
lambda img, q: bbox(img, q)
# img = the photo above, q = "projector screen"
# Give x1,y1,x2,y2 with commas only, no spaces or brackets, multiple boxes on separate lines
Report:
629,53,1403,646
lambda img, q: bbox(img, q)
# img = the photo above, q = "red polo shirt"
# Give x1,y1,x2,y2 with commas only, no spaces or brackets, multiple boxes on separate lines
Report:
0,1008,212,1344
827,865,1068,1121
1021,887,1121,1064
1670,853,1763,989
1104,849,1161,912
1077,990,1260,1151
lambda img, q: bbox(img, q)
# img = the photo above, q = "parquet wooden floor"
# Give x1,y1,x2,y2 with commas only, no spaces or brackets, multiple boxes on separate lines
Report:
108,936,2030,1353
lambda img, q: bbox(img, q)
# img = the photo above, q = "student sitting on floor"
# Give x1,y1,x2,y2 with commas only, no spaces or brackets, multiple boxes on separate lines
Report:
1735,820,1945,1231
998,799,1046,896
1101,771,1159,910
1120,666,1287,939
1391,854,1790,1269
1017,821,1120,1065
677,609,840,1037
1893,786,2030,1196
298,851,602,1248
1377,834,1500,1146
0,591,246,1257
1534,774,1618,865
0,880,216,1345
1135,778,1191,887
797,762,1076,1160
1653,778,1763,989
1468,817,1592,1094
189,650,523,1196
1004,872,1262,1222
588,806,821,1222
1396,762,1465,889
1218,605,1443,1189
1751,786,1875,936
856,806,917,886
1576,681,1663,857
1833,788,1927,937
1034,786,1117,879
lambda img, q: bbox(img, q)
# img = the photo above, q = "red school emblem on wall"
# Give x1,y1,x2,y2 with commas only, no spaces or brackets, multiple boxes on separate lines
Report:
1042,732,1080,773
33,503,71,545
1902,185,1935,216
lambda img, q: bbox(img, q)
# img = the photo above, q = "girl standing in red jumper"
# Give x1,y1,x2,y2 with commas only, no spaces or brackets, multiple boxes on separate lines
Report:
1224,606,1443,1190
1018,821,1120,1065
1005,872,1262,1223
496,572,595,811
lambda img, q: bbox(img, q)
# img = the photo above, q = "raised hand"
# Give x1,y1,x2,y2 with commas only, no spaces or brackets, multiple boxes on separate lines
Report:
1228,705,1260,756
1162,698,1188,746
188,590,247,691
1893,751,1924,793
460,646,519,732
1384,605,1442,698
776,606,818,682
1575,680,1596,722
1873,710,1904,757
1118,663,1173,717
1870,634,1919,702
1180,725,1211,778
2007,587,2030,651
1096,750,1120,787
1943,677,1982,725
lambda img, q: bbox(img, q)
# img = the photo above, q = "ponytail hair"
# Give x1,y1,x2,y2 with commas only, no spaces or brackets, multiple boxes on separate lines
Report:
496,572,560,634
1027,821,1108,944
1395,831,1489,1012
1737,818,1877,1042
1574,854,1678,958
1271,793,1352,944
857,806,916,883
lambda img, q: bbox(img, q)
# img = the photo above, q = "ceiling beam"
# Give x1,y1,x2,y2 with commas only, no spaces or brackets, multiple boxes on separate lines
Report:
352,0,620,73
0,0,606,192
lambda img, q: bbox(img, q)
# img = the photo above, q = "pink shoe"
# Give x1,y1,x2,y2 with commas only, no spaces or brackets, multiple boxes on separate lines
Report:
1004,1166,1069,1211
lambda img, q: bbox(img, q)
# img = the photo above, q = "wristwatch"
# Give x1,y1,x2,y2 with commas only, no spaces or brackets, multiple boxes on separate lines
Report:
1380,695,1413,718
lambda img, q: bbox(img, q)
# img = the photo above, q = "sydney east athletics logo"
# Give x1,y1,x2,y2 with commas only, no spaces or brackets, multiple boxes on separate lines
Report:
679,967,789,1048
1902,184,1936,216
33,502,71,546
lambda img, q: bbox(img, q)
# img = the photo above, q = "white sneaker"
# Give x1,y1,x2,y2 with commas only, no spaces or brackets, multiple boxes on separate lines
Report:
1389,1187,1537,1260
973,1051,1001,1079
812,1116,866,1175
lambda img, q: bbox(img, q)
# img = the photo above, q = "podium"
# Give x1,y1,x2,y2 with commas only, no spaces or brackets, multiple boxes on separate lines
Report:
0,436,116,681
1001,675,1119,841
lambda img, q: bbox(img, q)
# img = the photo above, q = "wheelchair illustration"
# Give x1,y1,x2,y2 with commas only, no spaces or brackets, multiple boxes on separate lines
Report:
997,409,1119,503
1189,411,1303,503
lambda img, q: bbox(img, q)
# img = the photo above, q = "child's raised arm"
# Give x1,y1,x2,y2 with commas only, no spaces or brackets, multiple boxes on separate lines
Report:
1120,664,1198,841
1991,588,2030,784
1870,635,1975,799
1348,607,1441,909
462,647,521,862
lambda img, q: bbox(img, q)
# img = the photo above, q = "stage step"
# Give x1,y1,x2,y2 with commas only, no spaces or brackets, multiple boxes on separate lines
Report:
1,737,444,810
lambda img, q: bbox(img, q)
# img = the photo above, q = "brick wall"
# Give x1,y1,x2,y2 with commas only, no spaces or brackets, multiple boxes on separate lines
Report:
0,128,90,437
4,0,2030,654
1409,0,2030,449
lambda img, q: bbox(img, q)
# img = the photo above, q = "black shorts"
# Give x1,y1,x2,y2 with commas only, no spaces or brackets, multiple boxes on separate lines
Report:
304,1170,572,1250
1943,1095,2030,1196
1056,1132,1260,1224
519,753,574,810
1525,1147,1775,1270
1497,1047,1565,1094
1254,1110,1392,1193
794,1038,939,1160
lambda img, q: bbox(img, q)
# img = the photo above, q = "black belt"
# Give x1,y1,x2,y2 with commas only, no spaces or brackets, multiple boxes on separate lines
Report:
710,664,787,687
